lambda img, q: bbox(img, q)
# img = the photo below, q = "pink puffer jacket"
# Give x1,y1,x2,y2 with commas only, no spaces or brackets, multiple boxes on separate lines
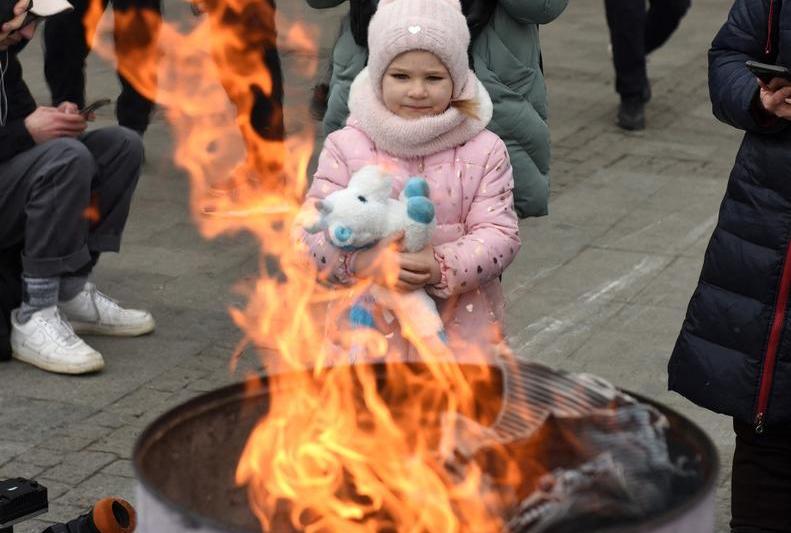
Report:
302,124,520,352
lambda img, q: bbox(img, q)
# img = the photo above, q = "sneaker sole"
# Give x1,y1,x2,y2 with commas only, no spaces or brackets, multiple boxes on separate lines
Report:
70,317,156,337
12,348,105,375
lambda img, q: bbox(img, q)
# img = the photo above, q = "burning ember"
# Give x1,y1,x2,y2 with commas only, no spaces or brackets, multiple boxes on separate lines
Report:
87,1,716,531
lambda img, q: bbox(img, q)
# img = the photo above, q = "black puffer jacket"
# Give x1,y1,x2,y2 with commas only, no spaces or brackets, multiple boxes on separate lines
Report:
668,0,791,431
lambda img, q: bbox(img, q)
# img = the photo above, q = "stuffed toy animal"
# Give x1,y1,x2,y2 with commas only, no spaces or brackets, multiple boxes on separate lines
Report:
305,165,446,343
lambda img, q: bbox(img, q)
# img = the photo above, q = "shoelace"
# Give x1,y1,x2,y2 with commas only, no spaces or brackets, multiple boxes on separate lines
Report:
90,286,123,313
41,310,82,347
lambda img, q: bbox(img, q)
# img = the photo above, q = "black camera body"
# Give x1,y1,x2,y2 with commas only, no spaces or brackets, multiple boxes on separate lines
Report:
0,478,48,531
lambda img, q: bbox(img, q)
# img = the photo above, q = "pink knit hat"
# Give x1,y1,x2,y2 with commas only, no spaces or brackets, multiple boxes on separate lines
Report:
367,0,471,99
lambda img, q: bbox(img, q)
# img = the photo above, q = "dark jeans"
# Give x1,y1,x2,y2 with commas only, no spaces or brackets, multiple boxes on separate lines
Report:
0,127,144,278
731,419,791,532
604,0,690,100
0,244,23,361
43,0,161,133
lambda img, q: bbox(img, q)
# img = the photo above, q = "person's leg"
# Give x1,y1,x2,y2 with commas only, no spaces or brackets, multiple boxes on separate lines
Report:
79,126,145,255
58,127,154,336
0,140,104,374
60,126,141,288
110,0,161,134
604,0,648,101
731,419,791,532
0,140,95,289
251,45,285,143
645,0,691,55
205,0,286,199
43,0,94,108
604,0,649,130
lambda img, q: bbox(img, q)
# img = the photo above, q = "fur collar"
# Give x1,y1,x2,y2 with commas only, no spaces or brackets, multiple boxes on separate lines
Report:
346,67,493,159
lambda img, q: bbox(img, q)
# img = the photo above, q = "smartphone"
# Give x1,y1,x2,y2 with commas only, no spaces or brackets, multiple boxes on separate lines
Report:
746,60,791,83
79,98,112,117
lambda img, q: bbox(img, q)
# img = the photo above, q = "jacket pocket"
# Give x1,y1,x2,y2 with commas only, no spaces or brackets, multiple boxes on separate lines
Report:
498,65,536,95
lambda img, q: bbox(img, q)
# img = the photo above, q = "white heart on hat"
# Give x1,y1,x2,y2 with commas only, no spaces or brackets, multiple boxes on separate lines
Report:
407,25,421,34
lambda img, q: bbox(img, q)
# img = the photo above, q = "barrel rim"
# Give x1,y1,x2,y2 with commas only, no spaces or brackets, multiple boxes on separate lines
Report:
132,365,720,533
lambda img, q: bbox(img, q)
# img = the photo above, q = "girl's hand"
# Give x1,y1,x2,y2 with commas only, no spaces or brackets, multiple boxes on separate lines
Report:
353,234,440,292
353,231,404,284
396,244,440,292
758,78,791,120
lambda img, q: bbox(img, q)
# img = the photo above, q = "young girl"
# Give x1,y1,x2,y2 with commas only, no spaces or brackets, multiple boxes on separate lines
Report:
306,0,567,219
302,0,519,358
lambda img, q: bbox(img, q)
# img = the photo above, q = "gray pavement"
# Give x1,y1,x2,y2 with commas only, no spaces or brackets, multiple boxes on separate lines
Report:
1,1,744,531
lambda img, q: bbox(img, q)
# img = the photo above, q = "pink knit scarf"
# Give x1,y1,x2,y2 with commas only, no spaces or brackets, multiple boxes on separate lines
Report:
346,67,494,159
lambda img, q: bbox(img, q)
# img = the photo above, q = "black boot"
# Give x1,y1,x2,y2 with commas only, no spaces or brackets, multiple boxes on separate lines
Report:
617,97,645,131
642,81,652,103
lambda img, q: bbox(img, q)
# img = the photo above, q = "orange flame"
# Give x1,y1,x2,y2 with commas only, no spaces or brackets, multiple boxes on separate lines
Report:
89,1,523,530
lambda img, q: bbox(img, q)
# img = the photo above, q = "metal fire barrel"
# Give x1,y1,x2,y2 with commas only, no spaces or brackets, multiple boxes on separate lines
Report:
133,361,718,533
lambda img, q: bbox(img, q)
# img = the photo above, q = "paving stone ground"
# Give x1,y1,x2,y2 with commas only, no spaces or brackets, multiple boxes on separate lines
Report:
1,1,744,531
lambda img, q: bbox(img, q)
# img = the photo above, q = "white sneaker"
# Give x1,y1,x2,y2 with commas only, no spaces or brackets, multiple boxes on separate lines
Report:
11,306,105,374
59,283,155,337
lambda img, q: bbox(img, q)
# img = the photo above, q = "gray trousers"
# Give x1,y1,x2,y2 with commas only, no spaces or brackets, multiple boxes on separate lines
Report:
0,127,144,278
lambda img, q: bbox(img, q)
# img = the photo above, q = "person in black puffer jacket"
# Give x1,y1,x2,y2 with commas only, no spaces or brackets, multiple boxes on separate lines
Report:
668,0,791,530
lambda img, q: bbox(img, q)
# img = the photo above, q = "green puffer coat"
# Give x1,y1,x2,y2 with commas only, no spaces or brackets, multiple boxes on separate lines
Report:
306,0,371,134
308,0,568,218
472,0,567,217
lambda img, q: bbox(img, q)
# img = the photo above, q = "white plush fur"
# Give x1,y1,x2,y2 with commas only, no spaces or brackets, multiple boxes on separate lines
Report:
307,165,444,341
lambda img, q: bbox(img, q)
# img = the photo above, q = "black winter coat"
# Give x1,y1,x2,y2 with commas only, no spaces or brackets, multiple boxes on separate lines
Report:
669,0,791,431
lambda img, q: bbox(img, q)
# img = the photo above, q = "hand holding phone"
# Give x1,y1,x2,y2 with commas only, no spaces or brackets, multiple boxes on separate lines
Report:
79,98,112,117
748,61,791,121
746,60,791,84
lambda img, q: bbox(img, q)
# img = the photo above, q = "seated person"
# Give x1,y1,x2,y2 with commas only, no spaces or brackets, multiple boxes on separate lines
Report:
0,0,154,375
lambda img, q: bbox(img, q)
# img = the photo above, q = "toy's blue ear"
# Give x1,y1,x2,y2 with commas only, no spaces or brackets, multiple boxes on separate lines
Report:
404,177,430,198
407,196,435,224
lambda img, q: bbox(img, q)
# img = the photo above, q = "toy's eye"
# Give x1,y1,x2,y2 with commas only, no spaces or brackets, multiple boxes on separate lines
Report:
357,195,367,203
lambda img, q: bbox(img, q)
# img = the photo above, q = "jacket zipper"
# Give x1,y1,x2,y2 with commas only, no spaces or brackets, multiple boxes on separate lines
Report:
765,0,776,56
754,239,791,433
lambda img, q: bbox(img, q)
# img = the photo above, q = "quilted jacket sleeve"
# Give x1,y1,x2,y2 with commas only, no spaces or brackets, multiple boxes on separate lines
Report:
498,0,568,24
428,137,521,299
473,53,551,218
709,0,789,133
299,132,357,284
